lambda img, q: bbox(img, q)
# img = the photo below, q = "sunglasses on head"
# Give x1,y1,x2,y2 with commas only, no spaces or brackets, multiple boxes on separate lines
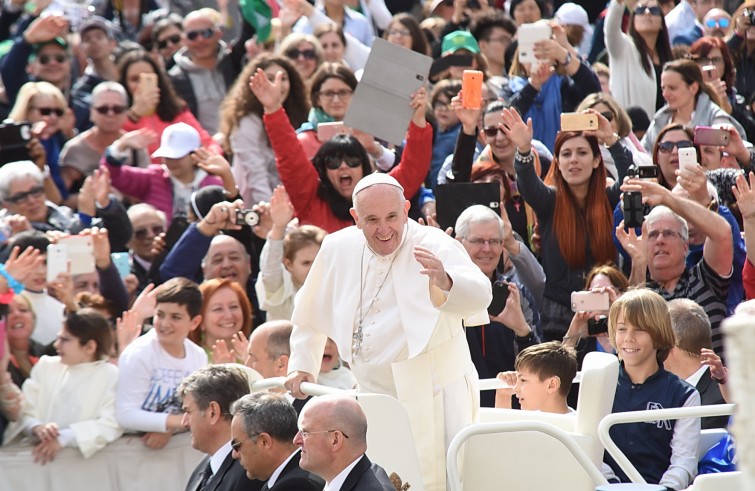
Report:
186,27,216,41
658,140,694,153
94,105,127,115
38,53,67,65
324,155,362,170
285,48,317,60
34,107,65,117
5,185,44,204
705,18,730,29
634,5,662,16
134,224,165,240
157,34,182,50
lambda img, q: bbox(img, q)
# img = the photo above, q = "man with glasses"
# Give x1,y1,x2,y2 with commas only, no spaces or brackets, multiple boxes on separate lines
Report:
178,365,262,491
169,8,239,135
702,8,732,38
127,204,167,296
666,0,724,45
230,392,324,491
469,12,517,79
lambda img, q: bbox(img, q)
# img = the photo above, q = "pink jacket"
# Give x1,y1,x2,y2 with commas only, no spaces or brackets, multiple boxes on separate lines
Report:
122,110,221,162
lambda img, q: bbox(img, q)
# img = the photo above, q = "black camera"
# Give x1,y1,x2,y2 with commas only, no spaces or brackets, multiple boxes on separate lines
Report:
0,122,32,165
487,280,509,316
623,192,644,228
235,209,260,227
627,164,659,180
587,316,609,336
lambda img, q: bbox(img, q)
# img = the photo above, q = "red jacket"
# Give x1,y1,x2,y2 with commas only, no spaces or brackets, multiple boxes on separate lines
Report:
743,259,755,300
264,107,432,233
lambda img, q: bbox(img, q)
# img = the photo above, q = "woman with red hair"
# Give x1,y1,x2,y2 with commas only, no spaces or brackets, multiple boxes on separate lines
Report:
501,107,634,341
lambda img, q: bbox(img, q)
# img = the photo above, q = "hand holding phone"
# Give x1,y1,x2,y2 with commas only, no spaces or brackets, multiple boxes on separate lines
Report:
461,70,483,110
518,23,552,64
702,65,719,82
571,291,609,312
560,112,598,132
694,126,730,147
678,147,698,171
317,122,350,142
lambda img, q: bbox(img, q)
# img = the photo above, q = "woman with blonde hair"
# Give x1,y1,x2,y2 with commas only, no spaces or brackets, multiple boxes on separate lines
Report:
277,33,325,81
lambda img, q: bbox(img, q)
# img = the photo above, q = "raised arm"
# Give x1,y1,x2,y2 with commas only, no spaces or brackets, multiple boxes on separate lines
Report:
388,87,433,199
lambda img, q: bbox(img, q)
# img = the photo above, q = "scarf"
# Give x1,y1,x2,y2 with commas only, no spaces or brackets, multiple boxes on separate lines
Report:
510,74,562,153
297,106,337,133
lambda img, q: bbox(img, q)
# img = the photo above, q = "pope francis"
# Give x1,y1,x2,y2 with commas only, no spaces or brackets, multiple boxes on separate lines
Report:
285,173,492,491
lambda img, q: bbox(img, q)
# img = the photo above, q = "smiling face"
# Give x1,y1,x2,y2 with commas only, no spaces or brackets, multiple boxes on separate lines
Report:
320,338,340,373
183,15,221,61
91,90,128,133
482,111,515,162
460,219,504,278
128,207,165,260
513,367,554,411
556,136,600,188
153,302,202,355
319,31,345,63
290,41,318,79
202,236,252,287
613,312,659,373
31,44,70,87
645,213,688,283
318,76,352,120
661,70,698,111
350,184,410,257
202,286,243,344
7,296,34,349
3,175,48,223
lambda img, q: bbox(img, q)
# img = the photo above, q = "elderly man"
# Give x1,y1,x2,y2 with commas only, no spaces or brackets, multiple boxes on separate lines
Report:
294,395,393,491
455,205,542,407
245,321,293,380
178,365,262,491
230,393,324,490
666,0,725,45
169,9,238,134
702,8,732,37
286,173,491,491
126,204,167,294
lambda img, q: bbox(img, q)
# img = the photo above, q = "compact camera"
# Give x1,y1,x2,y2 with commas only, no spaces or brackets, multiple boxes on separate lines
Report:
235,209,260,227
588,316,609,336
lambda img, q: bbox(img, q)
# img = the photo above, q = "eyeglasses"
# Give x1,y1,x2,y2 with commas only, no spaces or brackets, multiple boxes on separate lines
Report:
634,5,662,16
646,229,683,241
186,28,216,41
93,105,127,115
658,140,694,153
38,53,67,65
320,89,353,101
386,28,411,38
285,48,317,60
705,18,730,29
157,34,182,50
33,107,65,117
5,185,45,204
692,55,724,65
483,126,506,138
299,429,349,439
464,237,504,247
432,101,452,111
324,155,362,170
134,224,165,240
231,433,260,452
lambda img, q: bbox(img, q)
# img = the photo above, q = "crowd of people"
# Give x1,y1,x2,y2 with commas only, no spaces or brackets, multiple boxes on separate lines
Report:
0,0,753,489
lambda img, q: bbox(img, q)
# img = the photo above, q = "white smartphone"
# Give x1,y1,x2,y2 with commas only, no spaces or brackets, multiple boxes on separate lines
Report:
57,235,96,276
517,23,552,64
571,291,610,313
678,147,698,171
46,244,68,283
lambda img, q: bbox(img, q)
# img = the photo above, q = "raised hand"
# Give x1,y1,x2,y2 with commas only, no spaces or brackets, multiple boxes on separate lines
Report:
230,331,249,361
528,62,554,91
132,82,160,117
84,227,111,270
410,86,428,128
583,109,618,146
615,219,647,263
269,185,295,238
23,15,68,44
116,310,143,356
211,339,235,364
620,178,671,207
675,163,710,206
414,246,452,291
115,128,158,152
451,92,482,134
732,171,755,219
194,147,232,178
93,167,113,208
489,283,531,337
3,246,43,285
249,68,285,114
196,200,245,237
500,107,533,154
130,283,157,322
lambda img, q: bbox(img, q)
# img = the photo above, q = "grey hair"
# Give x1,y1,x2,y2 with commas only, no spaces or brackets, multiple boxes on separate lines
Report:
230,392,299,443
91,81,128,106
455,205,503,239
645,205,689,242
177,365,250,420
127,203,167,226
0,161,43,202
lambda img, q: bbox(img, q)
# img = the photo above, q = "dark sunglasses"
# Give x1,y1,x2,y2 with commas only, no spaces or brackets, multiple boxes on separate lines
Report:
38,53,67,65
324,155,362,170
186,28,216,41
5,185,44,204
34,107,65,117
634,5,662,16
705,18,730,29
483,126,506,138
93,105,127,115
285,48,317,60
157,34,182,50
658,140,694,153
134,225,165,240
600,111,614,122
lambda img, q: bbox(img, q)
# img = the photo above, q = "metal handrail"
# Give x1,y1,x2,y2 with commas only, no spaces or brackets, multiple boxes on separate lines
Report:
478,372,583,392
249,376,356,396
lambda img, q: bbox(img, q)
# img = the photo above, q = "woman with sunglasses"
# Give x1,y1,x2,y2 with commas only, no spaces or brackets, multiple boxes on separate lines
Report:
641,59,745,152
250,67,431,233
277,33,325,81
150,15,184,70
605,0,673,121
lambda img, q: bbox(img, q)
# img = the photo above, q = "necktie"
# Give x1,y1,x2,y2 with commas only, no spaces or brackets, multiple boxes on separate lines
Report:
196,461,213,491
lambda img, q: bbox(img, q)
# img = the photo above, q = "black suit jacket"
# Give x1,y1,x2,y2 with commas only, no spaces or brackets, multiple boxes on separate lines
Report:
341,455,395,491
696,368,729,430
263,451,324,491
187,452,265,491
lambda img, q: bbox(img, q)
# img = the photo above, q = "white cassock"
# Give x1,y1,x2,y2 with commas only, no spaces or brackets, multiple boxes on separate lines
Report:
289,219,492,491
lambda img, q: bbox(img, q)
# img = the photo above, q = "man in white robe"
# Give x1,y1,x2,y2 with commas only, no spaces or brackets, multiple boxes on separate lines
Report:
285,174,492,491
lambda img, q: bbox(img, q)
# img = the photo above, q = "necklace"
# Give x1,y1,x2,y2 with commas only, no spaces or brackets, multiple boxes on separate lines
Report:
353,244,398,357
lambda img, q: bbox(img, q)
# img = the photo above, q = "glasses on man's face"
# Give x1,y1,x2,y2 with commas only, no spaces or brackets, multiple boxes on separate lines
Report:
157,34,182,50
5,185,45,205
298,429,350,439
320,89,353,101
324,155,362,170
134,224,165,240
186,27,216,41
658,140,694,153
464,237,504,247
38,53,67,65
94,105,127,115
33,107,65,117
634,5,662,16
231,433,260,452
286,48,317,60
705,18,730,29
646,229,683,241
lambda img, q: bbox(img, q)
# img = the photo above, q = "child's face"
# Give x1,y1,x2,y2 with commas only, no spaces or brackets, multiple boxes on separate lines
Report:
153,302,202,352
55,328,95,365
162,155,194,178
320,338,340,373
284,243,320,288
613,313,657,371
432,94,460,130
514,367,555,411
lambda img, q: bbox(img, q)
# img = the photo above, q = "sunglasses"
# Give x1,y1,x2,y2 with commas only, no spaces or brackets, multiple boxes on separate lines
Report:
705,18,730,29
483,126,506,138
33,107,65,117
658,140,694,153
285,48,317,60
600,111,614,122
38,53,67,65
133,224,165,240
186,28,216,41
5,185,44,204
157,34,182,50
93,105,127,115
634,5,662,16
324,155,362,170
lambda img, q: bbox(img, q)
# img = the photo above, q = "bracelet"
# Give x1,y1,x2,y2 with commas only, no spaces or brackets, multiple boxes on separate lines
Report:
0,264,24,294
515,148,534,164
127,109,141,123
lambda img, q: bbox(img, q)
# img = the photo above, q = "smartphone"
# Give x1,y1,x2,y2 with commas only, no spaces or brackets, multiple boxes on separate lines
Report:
694,126,730,147
678,147,698,171
560,112,598,132
57,236,96,276
623,192,644,228
462,70,483,110
0,122,32,165
702,65,719,82
487,280,509,316
571,291,609,313
629,165,660,179
317,122,349,142
587,316,609,336
517,23,552,64
46,244,68,283
139,72,158,91
111,252,131,280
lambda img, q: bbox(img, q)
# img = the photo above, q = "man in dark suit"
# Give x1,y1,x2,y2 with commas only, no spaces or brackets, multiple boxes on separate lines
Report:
667,299,729,429
294,395,394,491
230,393,324,491
179,365,262,491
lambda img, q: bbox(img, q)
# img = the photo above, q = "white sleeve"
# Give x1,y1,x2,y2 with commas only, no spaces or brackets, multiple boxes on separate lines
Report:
508,241,546,308
373,145,396,171
605,0,631,60
307,8,372,72
231,116,275,204
659,390,701,490
115,343,169,433
363,0,391,30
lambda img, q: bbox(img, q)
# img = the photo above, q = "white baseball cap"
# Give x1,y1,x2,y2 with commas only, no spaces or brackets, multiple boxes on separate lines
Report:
555,3,589,28
152,122,201,159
